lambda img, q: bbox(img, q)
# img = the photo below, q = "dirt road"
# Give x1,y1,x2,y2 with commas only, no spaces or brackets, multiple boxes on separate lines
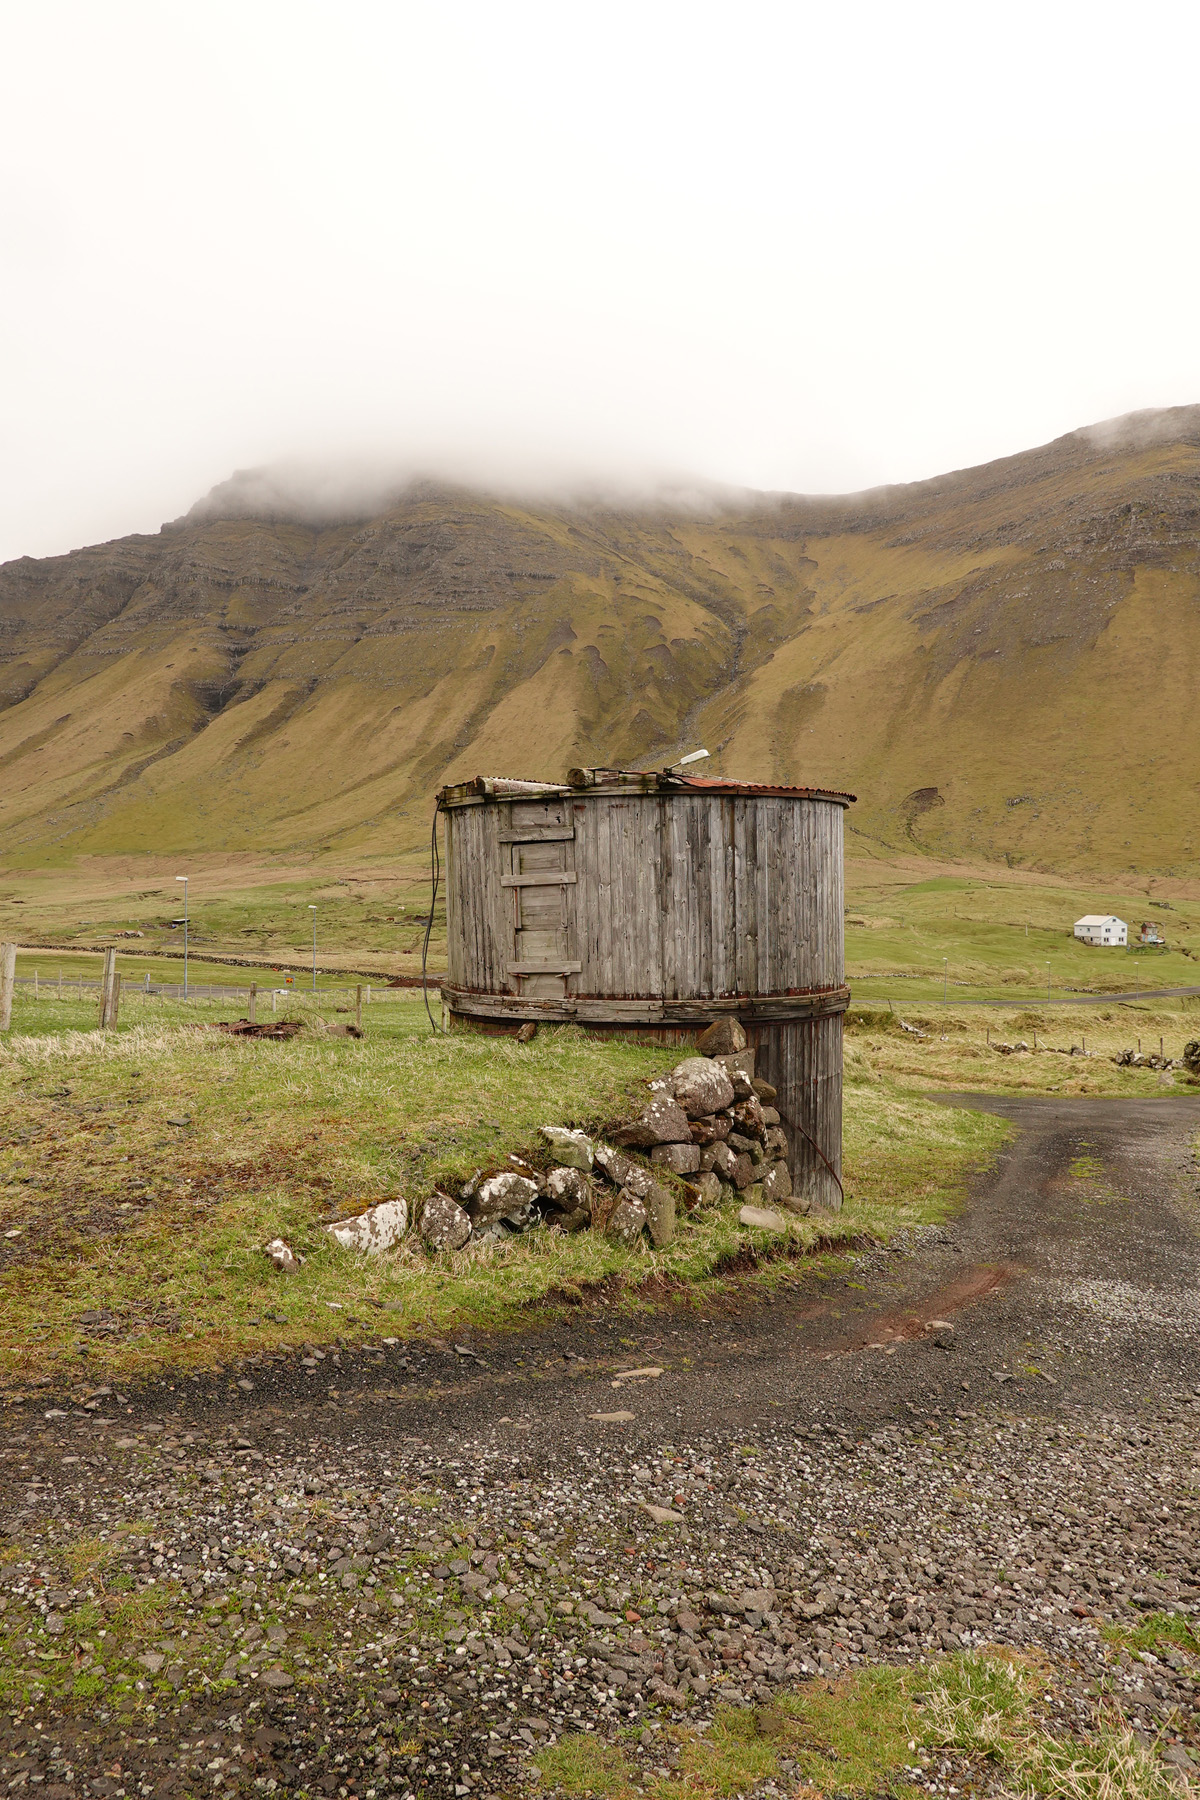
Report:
3,1095,1199,1797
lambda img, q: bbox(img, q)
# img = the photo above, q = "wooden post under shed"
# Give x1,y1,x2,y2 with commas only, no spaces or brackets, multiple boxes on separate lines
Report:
437,767,855,1210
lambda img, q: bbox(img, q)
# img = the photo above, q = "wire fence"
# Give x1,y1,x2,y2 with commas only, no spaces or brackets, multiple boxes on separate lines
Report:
11,975,422,1004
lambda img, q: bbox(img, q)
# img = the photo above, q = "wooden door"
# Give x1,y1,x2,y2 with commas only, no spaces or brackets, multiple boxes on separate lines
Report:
501,798,579,999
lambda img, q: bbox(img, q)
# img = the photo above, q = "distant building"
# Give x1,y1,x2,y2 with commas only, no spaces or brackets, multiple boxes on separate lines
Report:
1137,920,1165,945
1074,914,1127,947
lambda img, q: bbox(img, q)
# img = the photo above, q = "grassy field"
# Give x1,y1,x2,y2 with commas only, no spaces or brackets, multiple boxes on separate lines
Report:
843,859,1200,1007
0,852,441,983
0,988,1007,1392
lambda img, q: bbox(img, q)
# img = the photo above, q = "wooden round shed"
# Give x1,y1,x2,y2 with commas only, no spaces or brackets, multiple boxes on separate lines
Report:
437,767,854,1208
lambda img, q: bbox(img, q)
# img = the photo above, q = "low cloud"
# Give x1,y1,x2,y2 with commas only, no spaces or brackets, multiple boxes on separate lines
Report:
182,455,765,531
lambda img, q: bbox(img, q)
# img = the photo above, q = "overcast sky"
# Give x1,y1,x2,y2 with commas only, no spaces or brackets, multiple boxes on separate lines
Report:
3,0,1199,563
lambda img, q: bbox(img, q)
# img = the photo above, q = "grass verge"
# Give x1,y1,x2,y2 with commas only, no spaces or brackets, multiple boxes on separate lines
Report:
0,994,1007,1389
538,1650,1186,1798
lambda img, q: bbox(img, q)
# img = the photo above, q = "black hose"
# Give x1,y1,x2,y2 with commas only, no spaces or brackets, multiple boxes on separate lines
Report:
421,802,443,1033
790,1117,845,1206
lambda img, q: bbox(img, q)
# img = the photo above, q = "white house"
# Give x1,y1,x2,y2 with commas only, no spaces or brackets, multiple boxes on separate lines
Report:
1074,914,1127,947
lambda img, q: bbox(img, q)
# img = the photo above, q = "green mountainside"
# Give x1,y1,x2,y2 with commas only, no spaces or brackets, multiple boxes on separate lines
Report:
2,407,1198,874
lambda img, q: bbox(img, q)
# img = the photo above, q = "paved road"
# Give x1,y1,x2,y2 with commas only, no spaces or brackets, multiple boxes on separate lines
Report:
4,1094,1200,1796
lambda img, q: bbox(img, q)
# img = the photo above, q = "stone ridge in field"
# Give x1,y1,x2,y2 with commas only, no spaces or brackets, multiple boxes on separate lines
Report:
3,406,1200,872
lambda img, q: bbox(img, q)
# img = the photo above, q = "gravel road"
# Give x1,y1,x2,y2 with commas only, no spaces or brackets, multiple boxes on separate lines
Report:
2,1095,1199,1798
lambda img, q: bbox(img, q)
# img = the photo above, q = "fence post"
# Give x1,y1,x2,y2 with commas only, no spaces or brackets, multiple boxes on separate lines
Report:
356,984,363,1031
272,989,277,1015
33,969,39,1000
99,949,120,1030
0,943,16,1032
248,982,257,1024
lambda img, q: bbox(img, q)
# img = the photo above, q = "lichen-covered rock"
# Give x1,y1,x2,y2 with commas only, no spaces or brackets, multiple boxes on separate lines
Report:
713,1049,756,1098
467,1171,540,1229
650,1141,701,1175
730,1094,766,1137
670,1056,735,1119
729,1153,756,1191
762,1125,788,1157
759,1160,792,1204
760,1105,781,1126
326,1198,409,1255
696,1018,748,1056
606,1194,648,1245
593,1142,634,1185
752,1078,778,1102
689,1113,732,1145
617,1162,657,1202
418,1190,472,1251
539,1126,594,1170
681,1170,722,1210
544,1165,593,1214
703,1141,755,1189
728,1130,765,1163
610,1096,692,1147
644,1183,675,1247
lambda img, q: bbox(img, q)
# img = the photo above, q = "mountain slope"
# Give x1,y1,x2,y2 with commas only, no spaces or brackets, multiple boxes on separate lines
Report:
2,408,1198,875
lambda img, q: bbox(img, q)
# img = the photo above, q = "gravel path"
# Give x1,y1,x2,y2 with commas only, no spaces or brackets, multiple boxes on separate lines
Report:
2,1094,1199,1797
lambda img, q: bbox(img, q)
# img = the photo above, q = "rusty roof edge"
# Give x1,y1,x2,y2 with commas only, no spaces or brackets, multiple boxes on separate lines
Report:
439,770,856,806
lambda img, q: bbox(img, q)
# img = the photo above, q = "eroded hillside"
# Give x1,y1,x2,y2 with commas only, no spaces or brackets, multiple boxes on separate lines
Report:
2,408,1198,874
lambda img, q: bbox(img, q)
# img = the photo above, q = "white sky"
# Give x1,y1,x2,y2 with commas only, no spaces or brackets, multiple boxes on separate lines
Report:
3,0,1199,563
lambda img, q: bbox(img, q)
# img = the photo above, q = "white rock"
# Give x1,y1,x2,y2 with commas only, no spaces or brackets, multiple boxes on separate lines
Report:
738,1204,788,1232
468,1171,540,1228
325,1198,409,1255
264,1236,304,1273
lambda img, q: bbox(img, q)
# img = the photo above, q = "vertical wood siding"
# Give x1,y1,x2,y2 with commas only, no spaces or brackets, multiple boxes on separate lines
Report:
449,793,845,1001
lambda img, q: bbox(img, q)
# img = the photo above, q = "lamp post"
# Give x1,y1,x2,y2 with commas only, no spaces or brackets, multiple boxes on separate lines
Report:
175,876,189,997
1046,961,1051,1006
309,905,317,993
942,956,948,1006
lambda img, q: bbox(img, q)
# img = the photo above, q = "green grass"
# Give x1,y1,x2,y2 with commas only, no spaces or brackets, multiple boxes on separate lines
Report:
538,1650,1184,1798
0,992,1006,1387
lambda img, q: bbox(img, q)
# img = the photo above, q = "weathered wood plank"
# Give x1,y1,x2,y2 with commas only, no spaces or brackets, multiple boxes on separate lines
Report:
500,871,579,888
497,827,575,843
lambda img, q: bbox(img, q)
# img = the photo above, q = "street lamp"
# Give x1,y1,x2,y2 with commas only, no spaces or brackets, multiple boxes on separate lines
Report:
175,876,189,997
942,956,948,1006
1046,961,1051,1005
309,905,317,993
